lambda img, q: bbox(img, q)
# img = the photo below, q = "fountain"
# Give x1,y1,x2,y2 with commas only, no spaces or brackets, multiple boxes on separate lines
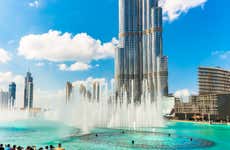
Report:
55,57,165,133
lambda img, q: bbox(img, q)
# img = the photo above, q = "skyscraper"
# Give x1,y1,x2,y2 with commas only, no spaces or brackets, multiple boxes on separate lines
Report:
115,0,168,102
9,82,16,108
24,72,33,109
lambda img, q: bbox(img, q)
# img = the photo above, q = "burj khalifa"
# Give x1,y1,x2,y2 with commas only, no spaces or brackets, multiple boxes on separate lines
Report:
115,0,168,102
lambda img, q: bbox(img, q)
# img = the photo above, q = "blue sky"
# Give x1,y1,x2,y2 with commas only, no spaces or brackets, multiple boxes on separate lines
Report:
0,0,229,105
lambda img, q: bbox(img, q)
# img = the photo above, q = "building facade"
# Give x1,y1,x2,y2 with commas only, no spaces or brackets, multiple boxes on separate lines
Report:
175,94,230,121
175,66,230,121
24,72,33,109
199,67,230,94
115,0,168,102
9,82,16,108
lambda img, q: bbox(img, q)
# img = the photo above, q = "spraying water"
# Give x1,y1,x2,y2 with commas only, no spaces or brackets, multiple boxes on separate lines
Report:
56,57,165,133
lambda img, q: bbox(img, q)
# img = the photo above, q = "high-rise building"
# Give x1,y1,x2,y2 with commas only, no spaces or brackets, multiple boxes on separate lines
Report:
0,90,9,110
24,72,33,109
115,0,168,102
66,81,73,104
199,67,230,95
9,82,16,107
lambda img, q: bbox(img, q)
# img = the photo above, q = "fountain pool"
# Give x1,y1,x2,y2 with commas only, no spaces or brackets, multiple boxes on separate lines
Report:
0,120,229,149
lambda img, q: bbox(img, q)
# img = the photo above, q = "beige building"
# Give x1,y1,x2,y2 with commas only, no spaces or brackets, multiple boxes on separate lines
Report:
175,94,230,121
175,67,230,121
199,67,230,94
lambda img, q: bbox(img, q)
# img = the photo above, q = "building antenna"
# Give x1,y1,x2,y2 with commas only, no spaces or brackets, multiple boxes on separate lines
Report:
28,62,31,73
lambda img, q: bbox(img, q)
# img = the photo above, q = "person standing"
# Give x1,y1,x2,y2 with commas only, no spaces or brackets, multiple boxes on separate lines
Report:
55,143,64,150
0,144,4,150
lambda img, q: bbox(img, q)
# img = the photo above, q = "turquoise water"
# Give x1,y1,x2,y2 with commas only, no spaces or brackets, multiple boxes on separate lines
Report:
0,120,229,149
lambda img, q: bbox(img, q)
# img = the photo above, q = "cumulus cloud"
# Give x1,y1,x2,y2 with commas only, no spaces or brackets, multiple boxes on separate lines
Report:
18,30,117,62
72,77,106,87
35,62,45,67
160,0,207,21
58,62,91,71
0,48,11,64
174,89,197,102
212,50,230,59
28,0,40,8
18,30,117,71
174,89,190,97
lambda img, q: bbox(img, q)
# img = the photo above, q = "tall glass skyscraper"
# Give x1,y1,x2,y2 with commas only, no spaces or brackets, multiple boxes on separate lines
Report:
9,82,16,107
115,0,168,102
24,72,33,109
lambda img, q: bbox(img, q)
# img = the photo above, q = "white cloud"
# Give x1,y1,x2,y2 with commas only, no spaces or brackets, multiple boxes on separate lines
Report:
174,89,190,97
95,64,100,67
212,50,230,59
18,30,117,63
160,0,207,21
58,64,68,71
28,0,40,8
0,48,11,64
58,62,91,71
174,89,197,102
7,40,15,45
35,62,45,67
72,77,106,87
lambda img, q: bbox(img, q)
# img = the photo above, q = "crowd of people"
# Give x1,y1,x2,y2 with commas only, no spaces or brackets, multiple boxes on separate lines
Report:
0,143,65,150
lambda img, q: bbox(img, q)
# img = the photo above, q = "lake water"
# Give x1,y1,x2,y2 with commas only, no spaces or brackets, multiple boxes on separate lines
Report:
0,120,229,149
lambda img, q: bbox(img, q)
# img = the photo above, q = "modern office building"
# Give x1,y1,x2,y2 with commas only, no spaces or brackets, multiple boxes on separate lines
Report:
0,90,9,110
115,0,168,102
24,72,34,109
199,67,230,95
66,81,73,104
9,82,16,107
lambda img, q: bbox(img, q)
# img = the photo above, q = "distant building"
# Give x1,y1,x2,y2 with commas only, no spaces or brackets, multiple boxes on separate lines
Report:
175,66,230,121
199,67,230,95
175,94,230,121
66,81,73,104
160,56,169,95
24,72,33,109
9,82,16,108
0,91,9,110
